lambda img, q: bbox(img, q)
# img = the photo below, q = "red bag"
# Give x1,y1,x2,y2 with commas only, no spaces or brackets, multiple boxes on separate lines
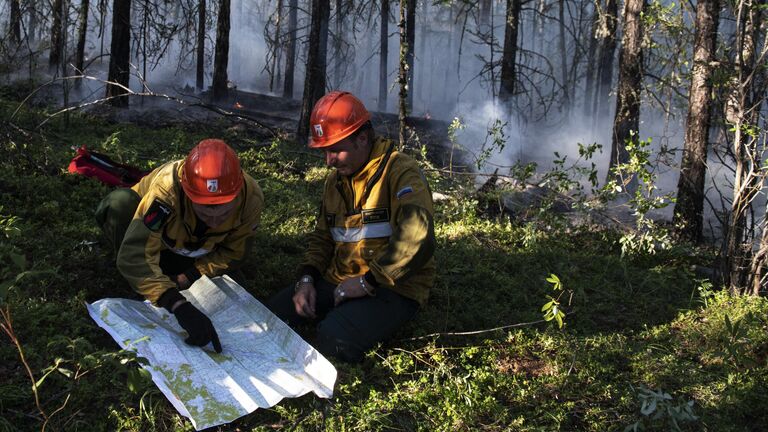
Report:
67,145,149,187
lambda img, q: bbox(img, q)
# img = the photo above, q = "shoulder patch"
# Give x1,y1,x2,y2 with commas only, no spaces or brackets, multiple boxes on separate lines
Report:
396,186,414,199
143,199,173,232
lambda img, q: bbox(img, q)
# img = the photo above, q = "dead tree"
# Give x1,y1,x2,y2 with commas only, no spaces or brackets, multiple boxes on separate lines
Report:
479,0,491,28
583,2,600,113
283,0,298,98
49,0,64,71
297,0,331,145
28,1,39,44
9,0,21,44
212,0,231,101
404,0,416,108
594,0,617,125
398,0,407,148
499,0,521,115
557,0,569,115
106,0,131,107
197,0,206,90
607,0,645,188
333,0,344,87
75,0,90,85
378,0,390,112
267,0,284,92
725,0,767,294
672,0,720,243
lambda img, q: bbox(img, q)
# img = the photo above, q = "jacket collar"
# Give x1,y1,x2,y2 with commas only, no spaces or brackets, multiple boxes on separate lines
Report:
345,136,392,183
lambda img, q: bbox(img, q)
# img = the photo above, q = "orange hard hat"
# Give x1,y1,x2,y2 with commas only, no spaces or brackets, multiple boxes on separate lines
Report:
308,91,371,148
181,139,243,204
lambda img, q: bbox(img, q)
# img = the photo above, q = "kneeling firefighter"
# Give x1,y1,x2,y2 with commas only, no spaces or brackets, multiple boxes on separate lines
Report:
96,139,264,353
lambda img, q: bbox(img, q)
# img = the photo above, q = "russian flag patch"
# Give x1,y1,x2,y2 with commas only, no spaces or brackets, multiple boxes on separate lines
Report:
396,186,413,199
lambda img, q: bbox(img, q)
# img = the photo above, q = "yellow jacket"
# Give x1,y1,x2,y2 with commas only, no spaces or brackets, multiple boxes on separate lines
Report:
117,160,264,304
302,137,436,305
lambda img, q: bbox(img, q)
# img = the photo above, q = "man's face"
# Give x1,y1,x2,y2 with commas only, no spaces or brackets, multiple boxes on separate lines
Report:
191,199,238,228
323,134,370,176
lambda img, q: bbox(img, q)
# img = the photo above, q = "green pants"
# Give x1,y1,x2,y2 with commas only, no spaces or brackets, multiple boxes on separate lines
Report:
95,188,247,285
95,188,195,275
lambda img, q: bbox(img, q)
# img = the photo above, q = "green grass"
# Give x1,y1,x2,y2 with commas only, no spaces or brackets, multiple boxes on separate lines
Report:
1,92,767,431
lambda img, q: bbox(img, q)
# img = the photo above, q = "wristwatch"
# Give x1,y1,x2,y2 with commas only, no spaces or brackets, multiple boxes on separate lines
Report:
295,275,314,292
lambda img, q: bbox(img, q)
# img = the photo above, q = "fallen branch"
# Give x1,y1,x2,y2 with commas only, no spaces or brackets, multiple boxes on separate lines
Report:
400,319,547,342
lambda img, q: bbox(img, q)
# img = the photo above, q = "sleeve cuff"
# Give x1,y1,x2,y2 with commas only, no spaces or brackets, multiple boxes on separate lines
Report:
157,288,185,312
183,267,203,285
297,265,322,282
364,271,380,288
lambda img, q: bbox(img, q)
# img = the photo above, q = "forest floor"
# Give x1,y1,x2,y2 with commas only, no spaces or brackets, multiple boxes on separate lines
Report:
1,83,767,432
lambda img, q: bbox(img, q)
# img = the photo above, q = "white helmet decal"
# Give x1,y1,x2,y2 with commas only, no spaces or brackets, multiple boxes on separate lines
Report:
207,179,219,193
314,124,323,137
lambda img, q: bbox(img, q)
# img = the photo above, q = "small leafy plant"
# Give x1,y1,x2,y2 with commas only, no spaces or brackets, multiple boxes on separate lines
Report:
625,385,698,432
542,273,568,329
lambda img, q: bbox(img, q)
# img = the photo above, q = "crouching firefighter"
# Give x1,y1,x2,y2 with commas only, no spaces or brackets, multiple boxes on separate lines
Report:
267,91,436,362
96,139,264,353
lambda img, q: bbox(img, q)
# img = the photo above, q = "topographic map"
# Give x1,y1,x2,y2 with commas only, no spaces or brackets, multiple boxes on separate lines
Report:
87,275,337,430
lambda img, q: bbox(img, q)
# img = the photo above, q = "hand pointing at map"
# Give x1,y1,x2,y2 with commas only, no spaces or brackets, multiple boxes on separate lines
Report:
174,302,223,353
159,288,223,353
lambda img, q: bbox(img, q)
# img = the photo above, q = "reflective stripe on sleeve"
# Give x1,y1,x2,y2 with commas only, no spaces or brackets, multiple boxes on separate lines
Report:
161,237,211,257
170,247,210,258
331,222,393,242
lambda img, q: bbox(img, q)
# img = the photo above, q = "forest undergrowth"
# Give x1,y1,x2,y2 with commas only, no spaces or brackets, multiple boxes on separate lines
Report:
1,89,767,432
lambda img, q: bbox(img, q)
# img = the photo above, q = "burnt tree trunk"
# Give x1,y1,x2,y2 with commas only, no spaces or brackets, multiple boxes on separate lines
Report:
28,1,38,44
283,0,298,98
106,0,131,107
608,0,645,188
398,0,407,148
480,0,491,28
75,0,90,87
297,0,331,145
49,0,64,70
333,0,344,86
378,0,389,111
583,1,600,113
269,0,284,92
558,0,569,115
9,0,21,44
98,0,106,59
499,0,521,114
212,0,231,101
404,0,416,108
594,0,617,123
196,0,206,90
672,0,719,243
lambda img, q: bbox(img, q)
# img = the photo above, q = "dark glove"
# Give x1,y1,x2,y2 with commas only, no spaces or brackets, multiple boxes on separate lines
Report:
174,302,223,353
158,289,222,353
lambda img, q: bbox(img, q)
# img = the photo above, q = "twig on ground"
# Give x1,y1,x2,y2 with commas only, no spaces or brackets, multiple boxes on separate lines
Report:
0,306,49,429
400,319,547,342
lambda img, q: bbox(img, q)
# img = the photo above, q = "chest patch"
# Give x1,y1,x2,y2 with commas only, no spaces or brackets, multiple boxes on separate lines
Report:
362,208,390,224
143,199,173,232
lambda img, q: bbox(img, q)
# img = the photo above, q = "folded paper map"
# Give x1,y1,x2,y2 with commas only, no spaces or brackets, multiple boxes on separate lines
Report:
87,275,337,430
